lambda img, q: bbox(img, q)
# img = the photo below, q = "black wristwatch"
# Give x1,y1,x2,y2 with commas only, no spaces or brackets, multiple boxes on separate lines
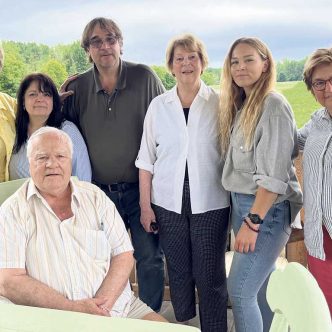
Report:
247,213,263,224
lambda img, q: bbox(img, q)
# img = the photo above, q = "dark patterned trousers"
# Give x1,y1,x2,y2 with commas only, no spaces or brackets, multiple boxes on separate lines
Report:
153,181,230,332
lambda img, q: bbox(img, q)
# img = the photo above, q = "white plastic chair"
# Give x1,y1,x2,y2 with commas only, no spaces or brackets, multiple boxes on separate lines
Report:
0,303,201,332
267,262,332,332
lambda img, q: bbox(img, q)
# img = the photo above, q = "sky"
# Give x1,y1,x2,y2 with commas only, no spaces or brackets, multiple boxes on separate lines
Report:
1,0,331,67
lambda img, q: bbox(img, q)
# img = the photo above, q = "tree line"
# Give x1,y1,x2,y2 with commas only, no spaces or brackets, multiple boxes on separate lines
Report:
0,40,306,97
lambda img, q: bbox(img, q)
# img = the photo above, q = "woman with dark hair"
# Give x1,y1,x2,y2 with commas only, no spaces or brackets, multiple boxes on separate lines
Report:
9,73,91,181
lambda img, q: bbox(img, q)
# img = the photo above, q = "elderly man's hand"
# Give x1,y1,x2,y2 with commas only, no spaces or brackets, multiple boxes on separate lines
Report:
72,297,110,316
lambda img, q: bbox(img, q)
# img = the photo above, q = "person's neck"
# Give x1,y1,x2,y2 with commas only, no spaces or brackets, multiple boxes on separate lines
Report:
28,118,47,137
177,81,201,108
243,87,251,98
96,62,120,94
40,185,73,221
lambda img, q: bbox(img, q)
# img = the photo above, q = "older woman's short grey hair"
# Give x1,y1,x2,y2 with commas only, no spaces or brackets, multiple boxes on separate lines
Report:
165,33,209,73
303,47,332,91
27,127,73,159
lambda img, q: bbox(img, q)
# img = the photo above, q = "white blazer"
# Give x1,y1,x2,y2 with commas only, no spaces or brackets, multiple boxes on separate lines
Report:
136,81,229,214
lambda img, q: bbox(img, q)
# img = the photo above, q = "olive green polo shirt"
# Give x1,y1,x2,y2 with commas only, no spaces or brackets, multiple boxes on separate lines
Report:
63,60,165,184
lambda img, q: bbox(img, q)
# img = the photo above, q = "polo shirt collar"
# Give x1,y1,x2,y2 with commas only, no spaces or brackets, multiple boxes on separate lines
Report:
93,59,127,93
27,178,80,208
165,79,210,103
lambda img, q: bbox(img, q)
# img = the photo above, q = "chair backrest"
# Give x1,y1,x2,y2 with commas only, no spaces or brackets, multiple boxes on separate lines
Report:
0,178,28,205
0,303,200,332
267,262,332,332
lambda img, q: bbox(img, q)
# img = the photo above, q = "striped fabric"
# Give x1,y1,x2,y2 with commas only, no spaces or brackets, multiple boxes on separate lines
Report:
298,108,332,260
9,120,92,182
0,178,133,317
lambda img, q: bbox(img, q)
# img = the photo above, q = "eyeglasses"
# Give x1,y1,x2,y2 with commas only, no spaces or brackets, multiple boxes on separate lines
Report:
89,36,118,49
174,54,199,65
312,78,332,91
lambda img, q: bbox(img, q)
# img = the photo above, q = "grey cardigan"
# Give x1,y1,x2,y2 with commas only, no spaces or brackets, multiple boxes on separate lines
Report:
222,92,303,223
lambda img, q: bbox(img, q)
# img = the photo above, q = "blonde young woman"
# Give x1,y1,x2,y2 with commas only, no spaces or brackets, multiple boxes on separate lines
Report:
136,34,229,332
219,37,302,332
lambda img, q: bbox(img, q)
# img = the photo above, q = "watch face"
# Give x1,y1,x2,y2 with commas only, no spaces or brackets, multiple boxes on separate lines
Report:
248,213,263,224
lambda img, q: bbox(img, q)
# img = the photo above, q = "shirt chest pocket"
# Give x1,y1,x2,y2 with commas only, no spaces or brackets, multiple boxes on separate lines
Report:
69,227,110,263
230,140,256,174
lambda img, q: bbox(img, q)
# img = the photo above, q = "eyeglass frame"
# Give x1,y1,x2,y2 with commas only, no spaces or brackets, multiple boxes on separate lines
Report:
89,35,118,49
312,77,332,91
173,53,200,65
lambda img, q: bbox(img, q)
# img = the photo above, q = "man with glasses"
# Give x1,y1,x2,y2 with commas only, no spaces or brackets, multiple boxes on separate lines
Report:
62,17,165,312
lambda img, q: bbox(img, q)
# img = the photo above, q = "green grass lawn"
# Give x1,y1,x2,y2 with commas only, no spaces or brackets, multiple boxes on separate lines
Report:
276,81,320,128
213,81,321,128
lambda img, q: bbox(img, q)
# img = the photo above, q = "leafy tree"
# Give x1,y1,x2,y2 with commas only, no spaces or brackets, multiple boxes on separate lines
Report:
202,68,220,86
41,59,68,88
277,72,287,82
70,41,90,73
151,65,176,90
15,41,53,72
0,42,26,96
56,41,90,75
276,58,306,82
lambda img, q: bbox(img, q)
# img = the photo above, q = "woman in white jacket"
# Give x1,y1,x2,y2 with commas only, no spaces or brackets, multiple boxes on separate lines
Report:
135,34,229,332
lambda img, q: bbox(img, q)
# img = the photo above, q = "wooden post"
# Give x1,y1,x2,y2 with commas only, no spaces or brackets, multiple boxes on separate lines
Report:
285,153,307,267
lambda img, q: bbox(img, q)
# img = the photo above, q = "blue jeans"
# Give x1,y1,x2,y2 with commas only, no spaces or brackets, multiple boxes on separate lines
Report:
96,182,164,311
228,193,291,332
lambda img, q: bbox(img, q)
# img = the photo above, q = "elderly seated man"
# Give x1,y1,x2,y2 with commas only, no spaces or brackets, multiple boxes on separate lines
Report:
0,127,166,321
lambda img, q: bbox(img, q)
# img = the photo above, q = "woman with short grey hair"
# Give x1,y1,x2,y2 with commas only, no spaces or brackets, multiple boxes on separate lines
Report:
299,47,332,316
136,34,230,332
